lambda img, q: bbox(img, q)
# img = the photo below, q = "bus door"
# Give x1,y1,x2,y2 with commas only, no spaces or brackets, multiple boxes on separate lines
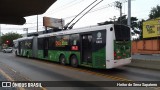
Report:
44,37,49,58
81,34,92,64
18,42,21,55
32,37,38,58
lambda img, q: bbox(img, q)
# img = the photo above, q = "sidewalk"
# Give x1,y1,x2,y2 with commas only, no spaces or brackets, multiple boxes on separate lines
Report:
132,54,160,61
128,54,160,70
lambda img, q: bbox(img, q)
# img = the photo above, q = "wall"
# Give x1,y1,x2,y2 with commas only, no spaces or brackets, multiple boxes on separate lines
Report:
132,40,160,54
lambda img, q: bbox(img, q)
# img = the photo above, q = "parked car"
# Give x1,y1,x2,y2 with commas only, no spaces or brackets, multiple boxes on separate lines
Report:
2,47,13,53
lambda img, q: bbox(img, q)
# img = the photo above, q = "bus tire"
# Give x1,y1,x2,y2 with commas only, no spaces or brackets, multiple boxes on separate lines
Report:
59,55,66,65
70,55,78,67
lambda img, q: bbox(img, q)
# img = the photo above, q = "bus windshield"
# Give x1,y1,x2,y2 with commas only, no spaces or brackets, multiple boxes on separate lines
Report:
114,25,131,41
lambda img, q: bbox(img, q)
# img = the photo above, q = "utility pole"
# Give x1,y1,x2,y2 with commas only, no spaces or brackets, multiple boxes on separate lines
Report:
0,24,1,37
37,15,38,32
127,0,131,27
0,24,1,50
23,28,28,37
115,1,122,24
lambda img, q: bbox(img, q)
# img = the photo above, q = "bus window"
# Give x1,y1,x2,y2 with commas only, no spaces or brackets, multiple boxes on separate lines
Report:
70,34,79,46
24,40,32,49
49,36,55,50
114,25,130,41
70,34,80,51
38,38,44,50
55,35,69,50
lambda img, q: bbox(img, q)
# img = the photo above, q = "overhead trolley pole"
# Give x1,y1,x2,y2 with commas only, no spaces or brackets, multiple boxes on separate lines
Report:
68,0,103,29
63,0,98,30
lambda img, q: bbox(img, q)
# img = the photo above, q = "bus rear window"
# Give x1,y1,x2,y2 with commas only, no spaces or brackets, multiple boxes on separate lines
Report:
114,25,130,41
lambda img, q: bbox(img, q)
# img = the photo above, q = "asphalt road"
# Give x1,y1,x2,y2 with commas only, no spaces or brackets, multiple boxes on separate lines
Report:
0,52,160,90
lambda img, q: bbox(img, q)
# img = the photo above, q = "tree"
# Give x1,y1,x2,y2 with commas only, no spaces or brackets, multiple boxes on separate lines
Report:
137,19,145,39
1,32,22,47
98,15,139,34
97,15,145,40
149,5,160,19
116,15,139,30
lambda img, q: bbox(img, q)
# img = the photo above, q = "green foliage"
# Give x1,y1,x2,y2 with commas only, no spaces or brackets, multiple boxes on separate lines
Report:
0,32,22,47
137,19,145,39
97,15,144,40
98,5,160,40
149,5,160,19
98,15,140,36
117,15,139,30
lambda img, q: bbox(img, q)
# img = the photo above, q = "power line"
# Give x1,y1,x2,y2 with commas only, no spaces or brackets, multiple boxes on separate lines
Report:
43,0,85,16
26,0,127,23
63,0,127,20
3,0,130,32
63,0,98,30
25,0,83,23
1,25,44,30
68,0,104,29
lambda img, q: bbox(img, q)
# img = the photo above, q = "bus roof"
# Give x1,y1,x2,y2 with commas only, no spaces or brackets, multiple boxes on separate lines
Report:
14,24,117,40
13,36,34,42
38,24,114,38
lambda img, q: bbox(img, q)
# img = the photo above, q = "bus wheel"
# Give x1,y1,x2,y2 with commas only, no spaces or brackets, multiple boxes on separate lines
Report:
59,55,66,65
71,55,78,67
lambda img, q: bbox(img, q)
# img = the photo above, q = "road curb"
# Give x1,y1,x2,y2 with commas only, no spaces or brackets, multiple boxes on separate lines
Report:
127,59,160,70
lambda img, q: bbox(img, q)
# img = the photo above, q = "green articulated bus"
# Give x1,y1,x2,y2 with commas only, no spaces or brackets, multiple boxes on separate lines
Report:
13,24,131,69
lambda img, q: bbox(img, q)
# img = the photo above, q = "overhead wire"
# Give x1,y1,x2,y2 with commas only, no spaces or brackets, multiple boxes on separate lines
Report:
3,0,128,33
62,0,126,20
44,0,85,16
25,0,84,25
26,0,126,24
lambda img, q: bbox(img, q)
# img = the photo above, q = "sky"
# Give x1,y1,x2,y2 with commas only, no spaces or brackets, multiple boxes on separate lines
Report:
0,0,160,35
